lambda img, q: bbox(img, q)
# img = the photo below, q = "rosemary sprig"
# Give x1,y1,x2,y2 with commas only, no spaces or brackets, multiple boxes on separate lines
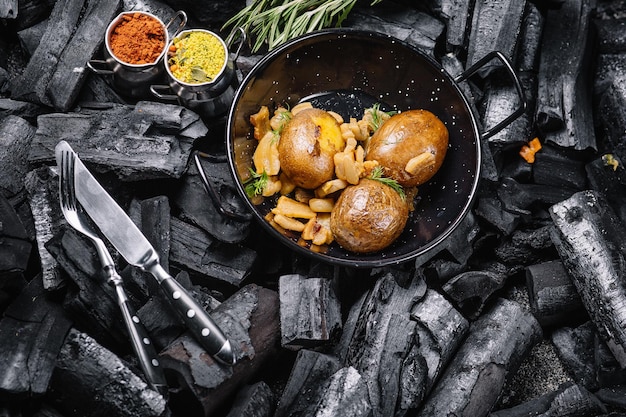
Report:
223,0,385,53
244,169,269,198
367,103,397,131
369,166,405,200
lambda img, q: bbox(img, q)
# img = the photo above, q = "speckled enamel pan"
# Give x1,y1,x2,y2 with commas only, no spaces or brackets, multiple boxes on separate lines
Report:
226,29,525,268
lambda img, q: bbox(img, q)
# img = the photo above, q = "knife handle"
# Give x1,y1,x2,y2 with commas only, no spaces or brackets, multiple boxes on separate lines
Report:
150,264,235,366
108,269,169,396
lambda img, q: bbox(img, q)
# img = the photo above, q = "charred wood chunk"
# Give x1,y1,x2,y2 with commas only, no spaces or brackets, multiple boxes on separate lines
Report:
594,17,626,54
438,0,471,51
306,367,372,417
24,167,66,291
550,191,626,367
0,191,31,274
525,260,586,328
279,274,342,350
10,0,122,111
169,217,256,287
336,271,428,416
224,381,275,417
415,298,542,417
443,270,506,320
586,155,626,227
404,289,469,412
550,321,597,390
0,275,72,397
49,328,168,417
158,284,280,417
535,0,596,150
516,2,544,73
466,0,527,76
274,349,343,417
497,177,578,211
0,115,35,196
0,98,47,125
550,190,626,368
595,385,626,410
532,144,588,190
595,332,626,388
494,225,557,268
484,70,537,159
475,196,521,235
46,228,129,349
489,382,607,417
28,101,205,181
175,155,251,244
596,74,626,163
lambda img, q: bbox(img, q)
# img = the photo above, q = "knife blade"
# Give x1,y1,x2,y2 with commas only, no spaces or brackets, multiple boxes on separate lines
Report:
56,140,236,366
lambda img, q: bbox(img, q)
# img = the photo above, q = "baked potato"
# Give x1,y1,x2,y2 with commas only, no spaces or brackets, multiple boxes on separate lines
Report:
366,109,448,187
278,108,344,189
330,178,409,253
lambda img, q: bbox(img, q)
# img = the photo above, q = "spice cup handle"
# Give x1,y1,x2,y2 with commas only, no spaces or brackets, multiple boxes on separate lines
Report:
150,85,178,101
165,10,187,38
86,60,114,75
226,27,246,61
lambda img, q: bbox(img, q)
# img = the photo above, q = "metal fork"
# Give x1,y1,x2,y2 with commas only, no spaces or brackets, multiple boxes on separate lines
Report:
58,149,168,396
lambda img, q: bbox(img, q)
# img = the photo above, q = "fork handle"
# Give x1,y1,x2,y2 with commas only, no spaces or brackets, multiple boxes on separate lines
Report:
108,269,168,396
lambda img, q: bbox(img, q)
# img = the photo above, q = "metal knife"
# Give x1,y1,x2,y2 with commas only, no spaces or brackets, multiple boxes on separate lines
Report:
56,141,236,366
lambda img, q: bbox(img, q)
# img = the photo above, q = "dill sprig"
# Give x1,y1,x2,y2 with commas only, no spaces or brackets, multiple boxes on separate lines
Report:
244,169,269,198
223,0,385,53
369,166,405,200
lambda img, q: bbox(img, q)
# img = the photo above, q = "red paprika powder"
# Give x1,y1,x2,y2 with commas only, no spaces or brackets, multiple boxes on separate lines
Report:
109,12,166,65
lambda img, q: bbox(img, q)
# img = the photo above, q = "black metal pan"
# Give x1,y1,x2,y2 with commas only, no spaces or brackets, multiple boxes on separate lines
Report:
225,29,525,268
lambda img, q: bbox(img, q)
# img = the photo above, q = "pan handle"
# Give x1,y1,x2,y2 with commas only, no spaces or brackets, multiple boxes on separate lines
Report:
454,51,527,140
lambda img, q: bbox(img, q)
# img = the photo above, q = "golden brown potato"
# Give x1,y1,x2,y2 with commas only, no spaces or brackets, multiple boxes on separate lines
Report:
366,109,448,187
330,178,409,253
278,108,344,189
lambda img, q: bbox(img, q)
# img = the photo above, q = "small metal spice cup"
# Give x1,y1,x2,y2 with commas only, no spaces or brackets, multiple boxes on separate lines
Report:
87,10,187,98
150,28,245,118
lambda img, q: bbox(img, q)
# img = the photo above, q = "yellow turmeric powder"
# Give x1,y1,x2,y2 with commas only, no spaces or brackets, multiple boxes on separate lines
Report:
109,12,166,65
167,31,226,84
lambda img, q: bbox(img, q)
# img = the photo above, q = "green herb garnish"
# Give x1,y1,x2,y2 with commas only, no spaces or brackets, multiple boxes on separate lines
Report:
367,103,397,131
223,0,385,53
369,166,405,200
244,169,269,197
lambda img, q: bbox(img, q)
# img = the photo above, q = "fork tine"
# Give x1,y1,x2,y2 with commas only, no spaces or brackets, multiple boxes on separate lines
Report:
66,151,76,212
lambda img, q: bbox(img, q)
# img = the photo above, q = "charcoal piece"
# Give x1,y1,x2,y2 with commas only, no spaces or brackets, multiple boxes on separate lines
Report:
586,154,626,226
415,298,542,417
274,350,342,417
49,328,168,417
489,382,607,417
159,284,280,417
526,260,586,327
443,270,506,320
306,367,372,417
0,191,31,273
0,98,46,124
595,333,626,388
28,101,205,181
278,274,342,349
336,272,431,416
422,258,466,283
46,229,129,349
6,0,54,31
174,154,250,244
494,225,556,267
596,73,626,163
535,0,596,150
0,115,35,196
403,289,469,412
127,196,170,300
550,321,597,390
224,381,275,417
466,0,527,76
497,177,578,211
482,70,536,157
11,0,122,111
0,275,72,397
169,217,256,287
474,196,521,235
516,2,544,73
532,144,588,190
595,18,626,53
595,385,626,410
24,167,65,291
438,0,471,50
550,190,626,368
348,4,444,54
